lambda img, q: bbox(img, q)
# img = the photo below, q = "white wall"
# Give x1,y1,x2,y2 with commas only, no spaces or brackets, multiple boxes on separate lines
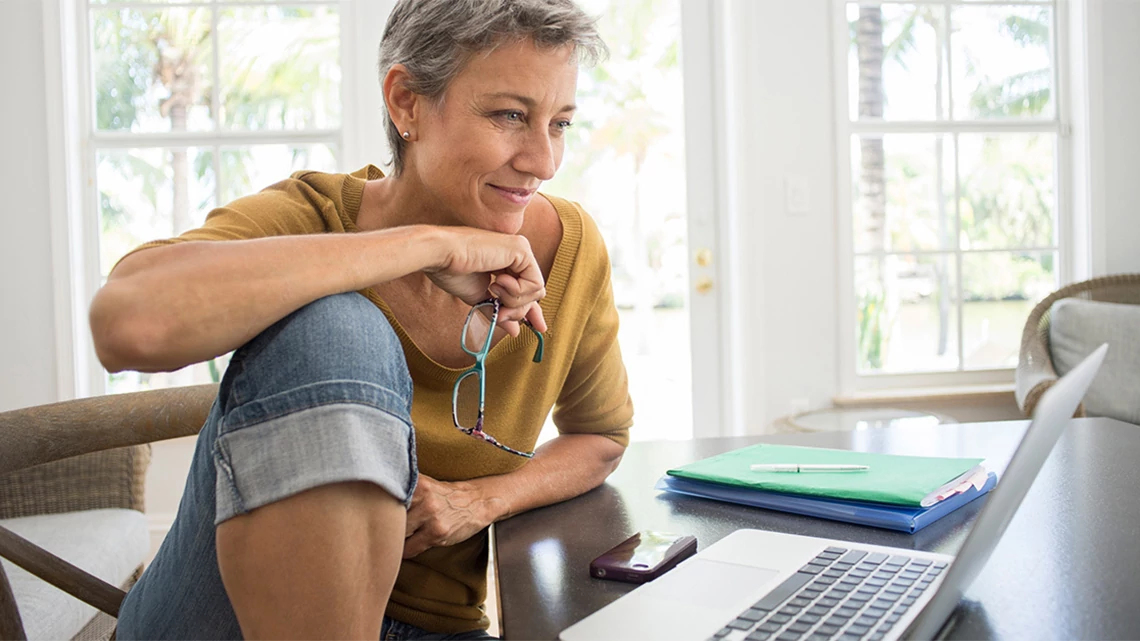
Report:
730,0,840,428
1100,0,1140,275
0,0,60,412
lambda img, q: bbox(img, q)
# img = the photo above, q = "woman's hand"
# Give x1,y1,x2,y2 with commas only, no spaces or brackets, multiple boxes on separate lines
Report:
423,227,548,336
403,475,505,558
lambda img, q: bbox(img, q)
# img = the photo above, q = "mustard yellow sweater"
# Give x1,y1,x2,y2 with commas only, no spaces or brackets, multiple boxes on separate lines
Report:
131,165,634,632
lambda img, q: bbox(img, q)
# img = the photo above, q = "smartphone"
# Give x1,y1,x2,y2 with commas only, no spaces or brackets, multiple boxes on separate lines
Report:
589,531,698,584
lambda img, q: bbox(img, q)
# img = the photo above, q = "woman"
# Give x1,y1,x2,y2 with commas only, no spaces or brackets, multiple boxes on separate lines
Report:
91,0,633,638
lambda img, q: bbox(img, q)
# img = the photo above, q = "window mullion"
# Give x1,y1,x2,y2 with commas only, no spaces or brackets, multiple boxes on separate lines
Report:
91,131,342,149
849,121,1060,134
954,132,964,372
945,2,954,122
211,4,221,136
90,1,340,10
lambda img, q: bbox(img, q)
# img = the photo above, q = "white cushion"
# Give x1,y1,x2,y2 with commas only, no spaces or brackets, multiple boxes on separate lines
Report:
1,509,148,641
1050,298,1140,424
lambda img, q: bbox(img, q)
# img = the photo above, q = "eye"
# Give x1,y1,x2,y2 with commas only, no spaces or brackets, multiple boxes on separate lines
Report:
552,120,574,136
494,110,525,125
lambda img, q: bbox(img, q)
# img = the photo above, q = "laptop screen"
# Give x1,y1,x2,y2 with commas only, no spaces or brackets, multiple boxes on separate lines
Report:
904,344,1107,639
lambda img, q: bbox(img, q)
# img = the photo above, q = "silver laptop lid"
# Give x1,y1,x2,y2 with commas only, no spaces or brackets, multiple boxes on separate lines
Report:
905,343,1108,639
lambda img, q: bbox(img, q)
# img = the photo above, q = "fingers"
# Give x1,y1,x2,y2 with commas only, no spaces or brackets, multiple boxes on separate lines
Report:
490,302,547,335
524,302,548,333
403,530,430,559
404,476,431,538
404,480,436,558
484,266,545,337
402,476,463,558
489,273,544,306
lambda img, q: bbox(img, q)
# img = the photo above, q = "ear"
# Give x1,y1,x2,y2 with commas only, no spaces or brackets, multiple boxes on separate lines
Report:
382,63,421,134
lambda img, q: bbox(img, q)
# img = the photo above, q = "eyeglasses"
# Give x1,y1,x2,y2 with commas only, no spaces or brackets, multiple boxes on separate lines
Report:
452,298,545,458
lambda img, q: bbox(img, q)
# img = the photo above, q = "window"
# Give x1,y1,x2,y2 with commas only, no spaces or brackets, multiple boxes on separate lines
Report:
83,1,346,394
835,0,1064,388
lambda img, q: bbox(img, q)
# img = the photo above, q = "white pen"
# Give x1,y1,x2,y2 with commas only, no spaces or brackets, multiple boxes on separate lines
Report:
750,464,870,473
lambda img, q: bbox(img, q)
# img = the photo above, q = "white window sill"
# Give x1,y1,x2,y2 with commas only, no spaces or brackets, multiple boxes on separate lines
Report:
833,383,1016,408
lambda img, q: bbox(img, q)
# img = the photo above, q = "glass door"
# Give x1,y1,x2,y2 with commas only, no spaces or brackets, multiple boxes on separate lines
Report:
542,0,725,442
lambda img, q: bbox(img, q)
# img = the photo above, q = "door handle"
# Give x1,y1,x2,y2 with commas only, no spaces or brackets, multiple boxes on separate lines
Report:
695,248,714,267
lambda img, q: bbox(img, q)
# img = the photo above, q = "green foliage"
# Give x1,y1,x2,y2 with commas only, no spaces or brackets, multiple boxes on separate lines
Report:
961,253,1053,302
98,149,169,232
884,13,918,68
968,68,1051,118
1003,11,1051,48
547,0,678,195
958,135,1054,251
966,9,1053,119
96,6,337,225
93,10,158,130
219,9,339,130
857,290,886,370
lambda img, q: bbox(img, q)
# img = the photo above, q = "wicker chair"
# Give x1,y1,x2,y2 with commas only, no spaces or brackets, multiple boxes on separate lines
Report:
0,384,217,640
1015,274,1140,418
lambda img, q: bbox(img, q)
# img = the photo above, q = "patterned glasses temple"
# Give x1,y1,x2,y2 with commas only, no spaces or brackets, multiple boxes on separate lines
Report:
456,423,536,458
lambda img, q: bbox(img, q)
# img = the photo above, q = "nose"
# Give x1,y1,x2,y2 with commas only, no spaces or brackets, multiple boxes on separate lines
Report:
514,128,558,181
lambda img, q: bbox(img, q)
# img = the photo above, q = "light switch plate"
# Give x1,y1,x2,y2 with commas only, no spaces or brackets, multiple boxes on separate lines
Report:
785,175,810,215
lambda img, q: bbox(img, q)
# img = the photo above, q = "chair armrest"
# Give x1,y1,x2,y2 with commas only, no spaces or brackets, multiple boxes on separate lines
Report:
1016,290,1061,417
0,524,127,618
0,384,217,477
1,559,26,640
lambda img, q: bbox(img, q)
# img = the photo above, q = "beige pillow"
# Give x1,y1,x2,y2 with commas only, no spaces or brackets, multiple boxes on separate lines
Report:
1050,298,1140,424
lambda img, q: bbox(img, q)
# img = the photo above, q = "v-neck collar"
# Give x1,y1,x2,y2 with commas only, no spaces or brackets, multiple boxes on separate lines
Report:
337,165,582,383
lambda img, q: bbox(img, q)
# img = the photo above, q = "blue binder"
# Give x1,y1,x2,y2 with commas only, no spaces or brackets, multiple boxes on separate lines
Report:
655,472,997,534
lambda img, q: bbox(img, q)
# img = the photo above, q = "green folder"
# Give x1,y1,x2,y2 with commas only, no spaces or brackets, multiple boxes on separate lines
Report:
666,444,983,507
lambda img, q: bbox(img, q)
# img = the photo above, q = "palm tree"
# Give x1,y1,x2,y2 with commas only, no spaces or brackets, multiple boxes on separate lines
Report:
853,7,889,369
151,9,212,235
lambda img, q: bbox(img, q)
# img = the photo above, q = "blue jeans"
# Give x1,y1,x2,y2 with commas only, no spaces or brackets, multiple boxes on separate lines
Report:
117,293,487,639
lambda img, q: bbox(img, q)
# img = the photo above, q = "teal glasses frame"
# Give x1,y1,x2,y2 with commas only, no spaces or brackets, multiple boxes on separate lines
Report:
452,298,545,458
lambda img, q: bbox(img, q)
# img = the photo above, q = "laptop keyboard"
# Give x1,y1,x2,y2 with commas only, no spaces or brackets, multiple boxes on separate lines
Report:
707,547,947,641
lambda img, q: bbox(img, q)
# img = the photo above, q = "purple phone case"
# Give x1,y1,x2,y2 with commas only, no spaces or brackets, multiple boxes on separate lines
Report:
589,531,698,584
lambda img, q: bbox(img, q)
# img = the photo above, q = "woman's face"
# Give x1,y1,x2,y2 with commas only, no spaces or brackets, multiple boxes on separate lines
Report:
407,38,579,234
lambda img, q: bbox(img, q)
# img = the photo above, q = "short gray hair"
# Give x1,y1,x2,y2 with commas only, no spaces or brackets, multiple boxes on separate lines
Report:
377,0,607,176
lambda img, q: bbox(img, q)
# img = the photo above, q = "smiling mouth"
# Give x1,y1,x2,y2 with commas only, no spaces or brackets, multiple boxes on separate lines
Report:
489,184,538,205
490,185,536,198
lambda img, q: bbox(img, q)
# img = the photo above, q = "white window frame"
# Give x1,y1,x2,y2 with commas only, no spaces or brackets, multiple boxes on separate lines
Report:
44,0,391,398
832,0,1079,395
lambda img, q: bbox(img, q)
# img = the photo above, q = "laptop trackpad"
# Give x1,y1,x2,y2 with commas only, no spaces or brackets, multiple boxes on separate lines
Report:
641,558,780,609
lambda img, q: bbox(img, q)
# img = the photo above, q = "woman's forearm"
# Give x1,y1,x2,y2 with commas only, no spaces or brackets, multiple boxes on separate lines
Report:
469,433,627,524
90,225,445,373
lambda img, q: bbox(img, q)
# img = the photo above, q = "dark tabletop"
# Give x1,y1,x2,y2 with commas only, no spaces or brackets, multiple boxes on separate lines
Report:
493,418,1140,640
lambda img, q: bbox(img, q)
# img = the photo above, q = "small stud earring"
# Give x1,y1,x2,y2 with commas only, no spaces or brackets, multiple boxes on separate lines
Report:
402,131,411,140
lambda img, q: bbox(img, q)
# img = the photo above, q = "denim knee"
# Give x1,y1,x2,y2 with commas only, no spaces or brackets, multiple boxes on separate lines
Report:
221,292,413,423
211,292,418,522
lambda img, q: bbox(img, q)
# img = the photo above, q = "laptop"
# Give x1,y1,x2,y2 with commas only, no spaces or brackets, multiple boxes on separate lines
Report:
560,343,1108,641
